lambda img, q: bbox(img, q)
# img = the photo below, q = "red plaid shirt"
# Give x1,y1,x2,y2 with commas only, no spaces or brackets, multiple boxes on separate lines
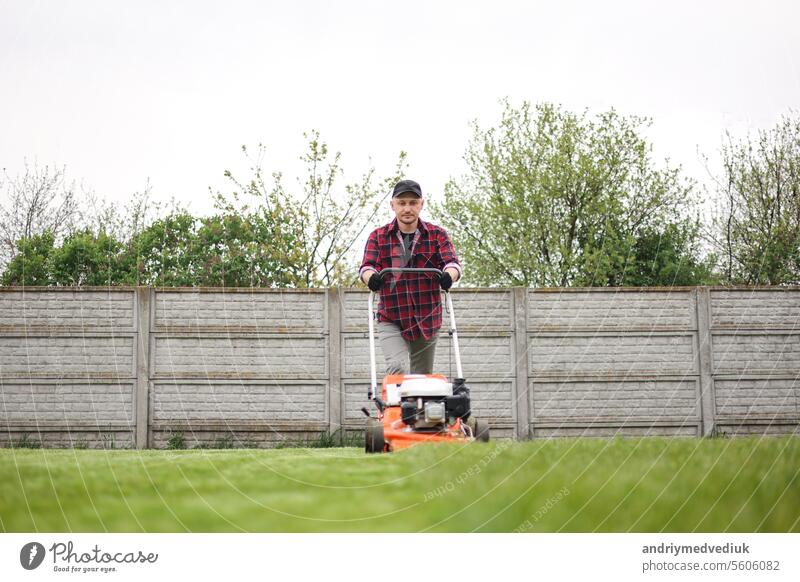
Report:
360,217,462,341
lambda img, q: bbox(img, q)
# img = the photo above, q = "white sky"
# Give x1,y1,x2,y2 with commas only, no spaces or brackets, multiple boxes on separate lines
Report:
1,0,799,219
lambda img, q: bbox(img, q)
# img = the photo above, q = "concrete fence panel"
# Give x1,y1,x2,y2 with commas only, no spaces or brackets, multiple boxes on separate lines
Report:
147,289,329,448
527,288,702,437
0,288,137,448
709,289,800,436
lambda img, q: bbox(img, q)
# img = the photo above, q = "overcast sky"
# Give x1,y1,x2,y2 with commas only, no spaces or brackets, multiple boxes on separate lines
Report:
1,0,798,218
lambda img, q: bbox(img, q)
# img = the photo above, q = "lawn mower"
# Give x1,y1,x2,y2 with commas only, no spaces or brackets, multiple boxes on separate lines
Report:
363,267,489,453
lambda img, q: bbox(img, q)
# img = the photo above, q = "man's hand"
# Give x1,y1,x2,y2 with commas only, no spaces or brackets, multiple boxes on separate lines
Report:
439,267,459,290
367,271,383,292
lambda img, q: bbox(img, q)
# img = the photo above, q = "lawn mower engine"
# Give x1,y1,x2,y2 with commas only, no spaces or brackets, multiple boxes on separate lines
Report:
398,376,471,431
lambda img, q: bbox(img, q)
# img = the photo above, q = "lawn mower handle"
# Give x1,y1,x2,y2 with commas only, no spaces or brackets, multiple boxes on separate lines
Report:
367,267,463,401
375,267,444,277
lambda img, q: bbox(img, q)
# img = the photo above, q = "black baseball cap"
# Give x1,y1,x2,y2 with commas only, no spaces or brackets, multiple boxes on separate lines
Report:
392,179,422,198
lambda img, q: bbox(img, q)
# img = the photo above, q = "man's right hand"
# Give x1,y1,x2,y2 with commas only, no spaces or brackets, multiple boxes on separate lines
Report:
367,272,383,292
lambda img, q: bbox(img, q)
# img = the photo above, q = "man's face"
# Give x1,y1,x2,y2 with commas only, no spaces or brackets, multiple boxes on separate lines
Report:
390,193,423,227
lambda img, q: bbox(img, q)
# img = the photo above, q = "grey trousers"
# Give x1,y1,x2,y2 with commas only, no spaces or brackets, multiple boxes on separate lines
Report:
378,321,438,375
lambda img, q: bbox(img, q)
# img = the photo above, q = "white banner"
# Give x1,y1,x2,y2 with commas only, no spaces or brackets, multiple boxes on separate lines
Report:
0,533,797,582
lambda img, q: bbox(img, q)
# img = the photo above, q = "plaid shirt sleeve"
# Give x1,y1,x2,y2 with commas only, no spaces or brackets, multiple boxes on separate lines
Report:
359,229,381,280
435,227,462,278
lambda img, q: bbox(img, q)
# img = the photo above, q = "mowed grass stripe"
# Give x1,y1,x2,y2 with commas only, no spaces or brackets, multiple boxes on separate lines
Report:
0,437,798,532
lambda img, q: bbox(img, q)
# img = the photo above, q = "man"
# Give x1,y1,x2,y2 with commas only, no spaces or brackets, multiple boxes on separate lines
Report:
360,179,462,375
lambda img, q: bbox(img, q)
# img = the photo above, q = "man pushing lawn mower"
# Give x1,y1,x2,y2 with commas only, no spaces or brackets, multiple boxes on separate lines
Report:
359,179,489,453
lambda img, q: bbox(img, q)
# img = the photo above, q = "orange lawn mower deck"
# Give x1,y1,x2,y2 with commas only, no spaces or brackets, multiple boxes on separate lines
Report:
363,268,490,453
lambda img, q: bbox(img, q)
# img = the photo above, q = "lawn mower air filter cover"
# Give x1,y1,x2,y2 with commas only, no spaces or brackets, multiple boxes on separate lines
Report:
424,401,446,423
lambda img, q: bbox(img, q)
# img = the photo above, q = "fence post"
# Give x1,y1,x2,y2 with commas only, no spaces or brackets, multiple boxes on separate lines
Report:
135,286,152,449
513,287,531,439
695,287,716,436
328,287,343,438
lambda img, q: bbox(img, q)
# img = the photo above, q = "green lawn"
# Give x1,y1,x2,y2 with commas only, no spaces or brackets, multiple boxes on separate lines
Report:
1,437,798,532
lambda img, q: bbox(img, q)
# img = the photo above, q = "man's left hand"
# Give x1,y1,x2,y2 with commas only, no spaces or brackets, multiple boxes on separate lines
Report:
440,268,458,291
